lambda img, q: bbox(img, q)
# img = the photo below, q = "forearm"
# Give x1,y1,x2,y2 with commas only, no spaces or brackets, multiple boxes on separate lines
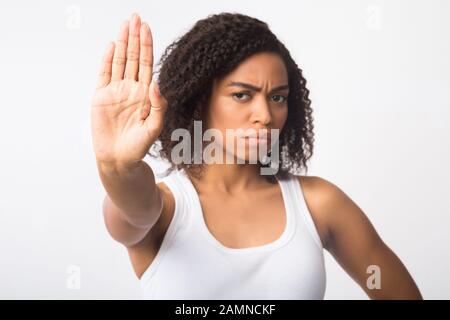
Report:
366,242,423,300
97,160,162,227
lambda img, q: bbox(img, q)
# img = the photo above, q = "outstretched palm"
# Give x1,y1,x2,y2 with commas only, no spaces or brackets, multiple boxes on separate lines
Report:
91,14,167,168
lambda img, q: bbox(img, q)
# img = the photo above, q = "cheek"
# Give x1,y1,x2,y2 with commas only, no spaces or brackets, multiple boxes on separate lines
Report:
275,106,288,129
209,100,247,130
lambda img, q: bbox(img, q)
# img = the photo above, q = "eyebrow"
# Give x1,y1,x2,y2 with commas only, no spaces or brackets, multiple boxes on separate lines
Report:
226,81,289,93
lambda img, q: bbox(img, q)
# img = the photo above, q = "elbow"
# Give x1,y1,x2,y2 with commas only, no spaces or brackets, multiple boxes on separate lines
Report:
102,191,163,229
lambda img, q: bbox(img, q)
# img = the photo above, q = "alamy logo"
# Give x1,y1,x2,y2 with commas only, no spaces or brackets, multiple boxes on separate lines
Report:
169,121,281,175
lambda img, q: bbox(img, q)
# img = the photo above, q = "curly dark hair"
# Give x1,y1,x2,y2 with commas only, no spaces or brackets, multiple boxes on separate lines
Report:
148,12,314,179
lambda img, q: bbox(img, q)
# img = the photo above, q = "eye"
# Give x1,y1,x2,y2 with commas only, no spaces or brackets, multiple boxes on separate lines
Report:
271,94,287,103
231,92,251,101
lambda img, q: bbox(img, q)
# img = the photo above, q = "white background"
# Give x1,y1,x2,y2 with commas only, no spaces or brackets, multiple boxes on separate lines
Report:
0,0,449,299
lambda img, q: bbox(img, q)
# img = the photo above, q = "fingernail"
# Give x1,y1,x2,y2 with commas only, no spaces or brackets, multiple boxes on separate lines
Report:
130,13,140,32
133,13,140,24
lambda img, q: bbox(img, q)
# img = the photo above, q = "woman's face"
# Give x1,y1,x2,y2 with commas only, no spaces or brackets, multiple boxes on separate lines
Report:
205,52,289,163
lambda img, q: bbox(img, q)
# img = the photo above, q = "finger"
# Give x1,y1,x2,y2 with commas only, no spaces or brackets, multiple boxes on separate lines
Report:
111,20,129,81
138,23,153,86
96,42,115,89
124,13,141,80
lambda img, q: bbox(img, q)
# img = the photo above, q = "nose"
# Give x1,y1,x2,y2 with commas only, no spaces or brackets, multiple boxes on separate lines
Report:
251,99,272,126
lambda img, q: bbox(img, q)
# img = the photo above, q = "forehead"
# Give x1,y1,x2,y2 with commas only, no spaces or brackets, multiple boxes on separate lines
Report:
215,52,288,88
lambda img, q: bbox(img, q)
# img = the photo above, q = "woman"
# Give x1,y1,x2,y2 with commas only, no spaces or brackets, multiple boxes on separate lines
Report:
91,12,422,299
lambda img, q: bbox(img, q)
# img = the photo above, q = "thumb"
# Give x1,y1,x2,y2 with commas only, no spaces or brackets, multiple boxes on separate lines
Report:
145,79,168,130
149,80,168,111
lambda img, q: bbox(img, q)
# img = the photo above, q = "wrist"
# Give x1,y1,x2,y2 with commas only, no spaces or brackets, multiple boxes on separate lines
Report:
96,159,145,176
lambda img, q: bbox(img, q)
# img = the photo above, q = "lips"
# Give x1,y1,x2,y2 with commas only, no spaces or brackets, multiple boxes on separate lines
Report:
236,130,272,146
244,136,271,146
242,132,271,139
244,136,269,140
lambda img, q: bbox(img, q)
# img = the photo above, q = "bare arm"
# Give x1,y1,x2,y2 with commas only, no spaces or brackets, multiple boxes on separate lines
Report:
91,13,168,247
99,161,162,247
302,176,422,299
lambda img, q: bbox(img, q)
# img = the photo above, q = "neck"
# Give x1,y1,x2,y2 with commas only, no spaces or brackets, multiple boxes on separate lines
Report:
187,163,274,195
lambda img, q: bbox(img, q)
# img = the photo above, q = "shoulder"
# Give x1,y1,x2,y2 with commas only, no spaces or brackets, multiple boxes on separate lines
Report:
296,175,377,251
296,175,345,206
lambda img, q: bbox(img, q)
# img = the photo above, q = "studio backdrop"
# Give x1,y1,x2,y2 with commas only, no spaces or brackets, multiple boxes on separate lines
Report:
0,0,449,299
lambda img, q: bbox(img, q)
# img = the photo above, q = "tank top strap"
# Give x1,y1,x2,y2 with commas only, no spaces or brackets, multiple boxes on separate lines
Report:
138,169,190,284
160,169,188,210
158,169,190,223
281,174,324,250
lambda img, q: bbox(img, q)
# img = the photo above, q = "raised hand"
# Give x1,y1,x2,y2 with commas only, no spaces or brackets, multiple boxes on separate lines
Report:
91,13,168,170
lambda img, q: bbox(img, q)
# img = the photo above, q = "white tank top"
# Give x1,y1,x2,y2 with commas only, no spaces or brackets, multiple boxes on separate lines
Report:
140,168,326,299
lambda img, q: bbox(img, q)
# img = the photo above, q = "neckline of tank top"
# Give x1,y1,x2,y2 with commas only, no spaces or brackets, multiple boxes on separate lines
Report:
173,168,297,254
